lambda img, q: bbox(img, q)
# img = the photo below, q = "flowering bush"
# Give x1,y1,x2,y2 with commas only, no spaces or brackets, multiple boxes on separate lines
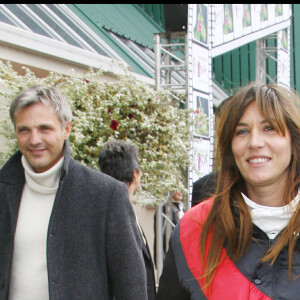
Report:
0,61,199,205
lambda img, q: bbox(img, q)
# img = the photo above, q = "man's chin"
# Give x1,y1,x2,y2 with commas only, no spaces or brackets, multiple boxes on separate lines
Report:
26,157,48,173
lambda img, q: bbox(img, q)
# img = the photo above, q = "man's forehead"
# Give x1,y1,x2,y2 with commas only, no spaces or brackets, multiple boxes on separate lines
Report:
15,102,61,124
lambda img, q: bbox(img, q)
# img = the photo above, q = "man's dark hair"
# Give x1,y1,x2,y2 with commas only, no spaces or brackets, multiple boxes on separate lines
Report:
213,95,233,119
98,140,140,185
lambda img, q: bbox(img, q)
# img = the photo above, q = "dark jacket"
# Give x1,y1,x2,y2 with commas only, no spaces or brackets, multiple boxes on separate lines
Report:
140,227,156,300
191,171,218,207
156,198,300,300
0,144,147,300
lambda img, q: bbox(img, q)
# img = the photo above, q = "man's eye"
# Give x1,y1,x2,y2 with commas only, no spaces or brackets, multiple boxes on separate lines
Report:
18,128,28,133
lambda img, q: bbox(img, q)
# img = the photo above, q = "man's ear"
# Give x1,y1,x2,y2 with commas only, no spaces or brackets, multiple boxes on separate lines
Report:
133,169,141,184
63,121,72,140
132,169,138,181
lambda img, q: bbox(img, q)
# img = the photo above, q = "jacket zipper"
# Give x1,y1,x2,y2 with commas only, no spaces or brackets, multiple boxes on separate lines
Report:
268,238,274,247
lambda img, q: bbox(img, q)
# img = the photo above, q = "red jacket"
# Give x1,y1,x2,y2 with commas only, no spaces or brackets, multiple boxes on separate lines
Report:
156,198,300,300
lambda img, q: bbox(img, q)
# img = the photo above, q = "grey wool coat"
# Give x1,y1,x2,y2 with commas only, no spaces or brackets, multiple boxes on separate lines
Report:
0,143,147,300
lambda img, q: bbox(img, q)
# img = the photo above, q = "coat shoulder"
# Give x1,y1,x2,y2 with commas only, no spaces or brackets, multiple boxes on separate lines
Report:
67,158,128,193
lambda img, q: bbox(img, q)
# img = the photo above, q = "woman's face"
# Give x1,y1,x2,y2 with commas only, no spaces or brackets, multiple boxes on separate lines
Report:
231,101,292,193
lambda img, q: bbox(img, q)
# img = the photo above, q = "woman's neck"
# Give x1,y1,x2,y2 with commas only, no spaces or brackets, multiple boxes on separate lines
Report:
246,181,286,207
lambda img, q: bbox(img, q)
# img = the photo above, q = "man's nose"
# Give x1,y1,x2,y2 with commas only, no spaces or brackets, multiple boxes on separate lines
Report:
29,129,42,145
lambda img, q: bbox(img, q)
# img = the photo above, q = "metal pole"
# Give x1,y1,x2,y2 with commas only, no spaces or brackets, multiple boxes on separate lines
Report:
165,192,173,253
165,34,172,86
256,38,266,83
154,34,164,279
155,202,163,279
154,33,161,91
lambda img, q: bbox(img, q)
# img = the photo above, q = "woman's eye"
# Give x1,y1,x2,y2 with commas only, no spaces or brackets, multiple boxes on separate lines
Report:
236,129,248,135
264,125,274,131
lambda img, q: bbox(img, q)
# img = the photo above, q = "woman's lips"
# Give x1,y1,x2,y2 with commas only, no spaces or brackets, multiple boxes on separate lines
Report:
247,157,271,164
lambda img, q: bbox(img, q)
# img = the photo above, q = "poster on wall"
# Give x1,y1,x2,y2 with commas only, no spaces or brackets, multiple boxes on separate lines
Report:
242,4,252,35
260,4,269,28
192,43,209,93
213,4,224,46
279,28,288,51
192,4,208,47
277,50,289,86
277,28,290,87
193,91,210,138
233,4,244,39
223,4,234,42
275,4,283,23
211,3,291,57
192,138,211,182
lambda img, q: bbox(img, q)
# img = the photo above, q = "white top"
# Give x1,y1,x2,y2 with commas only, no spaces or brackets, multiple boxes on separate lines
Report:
8,156,63,300
242,191,300,240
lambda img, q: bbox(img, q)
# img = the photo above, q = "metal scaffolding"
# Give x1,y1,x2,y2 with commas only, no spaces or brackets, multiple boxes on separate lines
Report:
154,32,187,279
154,32,188,92
256,33,278,84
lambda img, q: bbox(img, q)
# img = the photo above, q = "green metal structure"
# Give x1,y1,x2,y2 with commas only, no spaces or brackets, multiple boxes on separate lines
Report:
69,4,300,96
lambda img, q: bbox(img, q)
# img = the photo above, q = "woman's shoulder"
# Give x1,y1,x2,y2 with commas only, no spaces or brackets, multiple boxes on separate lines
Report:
185,197,214,220
179,197,214,234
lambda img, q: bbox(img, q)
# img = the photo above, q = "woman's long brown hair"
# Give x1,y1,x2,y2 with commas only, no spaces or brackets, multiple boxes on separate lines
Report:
199,82,300,290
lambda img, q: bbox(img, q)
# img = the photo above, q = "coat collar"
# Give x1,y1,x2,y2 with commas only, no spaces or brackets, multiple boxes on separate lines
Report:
0,141,71,185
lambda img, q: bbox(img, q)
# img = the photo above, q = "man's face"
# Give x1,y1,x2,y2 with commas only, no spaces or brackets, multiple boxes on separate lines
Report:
15,102,71,173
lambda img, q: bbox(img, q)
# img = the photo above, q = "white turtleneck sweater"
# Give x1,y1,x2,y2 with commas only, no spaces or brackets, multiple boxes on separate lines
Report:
8,156,63,300
242,191,300,240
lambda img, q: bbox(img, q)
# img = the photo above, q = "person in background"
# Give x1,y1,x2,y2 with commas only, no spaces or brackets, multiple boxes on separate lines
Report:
0,85,147,300
98,140,156,300
191,96,233,207
156,82,300,299
170,190,185,221
153,190,186,266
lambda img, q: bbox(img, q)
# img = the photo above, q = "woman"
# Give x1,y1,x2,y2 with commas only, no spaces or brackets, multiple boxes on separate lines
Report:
155,83,300,300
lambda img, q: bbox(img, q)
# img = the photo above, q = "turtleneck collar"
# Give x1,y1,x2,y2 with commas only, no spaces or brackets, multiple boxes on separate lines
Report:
242,191,300,239
242,191,300,211
21,155,64,195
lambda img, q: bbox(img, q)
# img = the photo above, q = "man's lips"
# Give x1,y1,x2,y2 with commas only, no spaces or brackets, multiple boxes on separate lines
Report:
28,148,46,155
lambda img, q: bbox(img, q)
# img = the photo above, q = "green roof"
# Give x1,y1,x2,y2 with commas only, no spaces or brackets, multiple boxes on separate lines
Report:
67,4,165,77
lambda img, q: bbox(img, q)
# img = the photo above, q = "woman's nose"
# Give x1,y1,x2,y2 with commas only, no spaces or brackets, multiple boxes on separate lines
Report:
249,129,264,148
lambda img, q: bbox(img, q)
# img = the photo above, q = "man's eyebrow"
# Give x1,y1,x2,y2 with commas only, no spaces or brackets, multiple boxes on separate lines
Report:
16,124,28,129
16,123,54,129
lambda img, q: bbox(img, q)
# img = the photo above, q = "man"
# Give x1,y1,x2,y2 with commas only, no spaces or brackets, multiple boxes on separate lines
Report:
98,140,156,300
0,85,147,299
